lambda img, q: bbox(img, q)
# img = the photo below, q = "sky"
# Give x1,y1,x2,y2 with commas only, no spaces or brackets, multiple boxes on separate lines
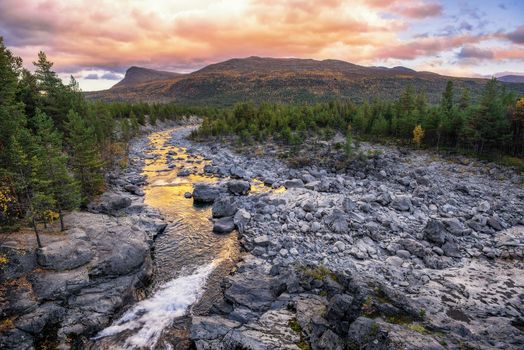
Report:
1,0,523,91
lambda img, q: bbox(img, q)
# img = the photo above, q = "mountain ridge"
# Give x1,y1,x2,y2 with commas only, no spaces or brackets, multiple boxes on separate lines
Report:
85,56,524,105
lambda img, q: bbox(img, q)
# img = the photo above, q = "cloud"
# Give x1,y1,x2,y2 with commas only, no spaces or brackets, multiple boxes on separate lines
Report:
0,0,521,88
457,45,494,59
506,25,524,44
84,73,99,79
394,3,442,18
101,72,122,80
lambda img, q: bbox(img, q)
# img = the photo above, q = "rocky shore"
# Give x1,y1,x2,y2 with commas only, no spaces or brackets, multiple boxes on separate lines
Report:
169,128,524,349
0,123,176,349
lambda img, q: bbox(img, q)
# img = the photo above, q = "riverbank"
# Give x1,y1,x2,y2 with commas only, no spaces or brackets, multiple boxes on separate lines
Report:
180,127,524,349
0,120,192,349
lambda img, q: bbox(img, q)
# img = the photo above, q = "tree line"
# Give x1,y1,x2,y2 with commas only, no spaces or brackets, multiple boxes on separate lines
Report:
0,38,214,242
192,80,524,160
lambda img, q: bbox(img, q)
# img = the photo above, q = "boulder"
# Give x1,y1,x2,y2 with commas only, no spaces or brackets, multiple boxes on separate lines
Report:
37,239,93,271
324,210,348,233
283,179,305,189
193,184,221,204
212,196,237,218
14,303,65,334
123,184,144,196
88,193,132,215
391,195,412,211
213,217,235,234
227,180,250,195
29,268,90,300
423,219,446,245
177,168,192,177
0,247,37,283
90,240,148,277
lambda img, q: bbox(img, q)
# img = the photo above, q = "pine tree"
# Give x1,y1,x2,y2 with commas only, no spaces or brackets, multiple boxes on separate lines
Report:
33,110,80,230
65,109,105,204
459,88,470,111
441,81,454,115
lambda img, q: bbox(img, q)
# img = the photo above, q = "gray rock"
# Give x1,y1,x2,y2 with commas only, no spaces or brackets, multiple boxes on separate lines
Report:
212,196,237,218
37,239,93,271
225,271,275,312
386,256,403,267
442,218,466,235
14,303,65,334
283,179,305,189
424,219,446,245
213,216,235,234
375,191,392,206
316,329,344,350
396,249,411,259
90,240,148,277
391,195,412,211
177,168,192,177
0,247,37,283
253,235,270,246
88,193,132,215
193,184,220,204
29,268,90,300
347,317,384,348
123,184,144,196
324,210,349,233
227,180,251,195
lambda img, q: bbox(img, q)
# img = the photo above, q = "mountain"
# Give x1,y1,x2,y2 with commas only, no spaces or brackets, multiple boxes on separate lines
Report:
497,75,524,83
112,66,181,88
85,57,524,105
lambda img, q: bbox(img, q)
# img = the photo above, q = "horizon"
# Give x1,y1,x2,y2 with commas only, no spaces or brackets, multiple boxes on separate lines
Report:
1,0,523,91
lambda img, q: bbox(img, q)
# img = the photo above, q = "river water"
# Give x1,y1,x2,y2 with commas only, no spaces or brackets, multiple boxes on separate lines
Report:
91,129,242,349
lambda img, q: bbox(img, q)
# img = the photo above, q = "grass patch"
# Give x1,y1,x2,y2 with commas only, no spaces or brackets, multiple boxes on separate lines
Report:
408,323,428,334
500,156,524,172
299,265,338,282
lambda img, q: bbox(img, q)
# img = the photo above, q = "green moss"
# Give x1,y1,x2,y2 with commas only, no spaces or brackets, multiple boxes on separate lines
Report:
408,323,428,334
419,308,426,319
297,341,312,350
289,318,302,333
300,265,338,282
289,318,311,350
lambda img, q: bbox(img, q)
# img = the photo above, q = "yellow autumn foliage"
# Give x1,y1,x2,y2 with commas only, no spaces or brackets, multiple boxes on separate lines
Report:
412,124,424,147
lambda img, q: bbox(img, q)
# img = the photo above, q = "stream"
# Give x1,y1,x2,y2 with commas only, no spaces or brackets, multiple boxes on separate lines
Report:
91,128,245,349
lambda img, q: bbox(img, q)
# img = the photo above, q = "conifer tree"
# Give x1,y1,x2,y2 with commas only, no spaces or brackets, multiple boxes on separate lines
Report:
33,110,80,230
65,109,105,204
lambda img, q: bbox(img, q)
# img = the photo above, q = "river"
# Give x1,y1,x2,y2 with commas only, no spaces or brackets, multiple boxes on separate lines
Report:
91,129,242,349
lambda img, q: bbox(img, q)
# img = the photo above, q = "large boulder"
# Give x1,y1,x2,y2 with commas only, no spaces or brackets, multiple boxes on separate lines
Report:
227,180,251,195
90,240,149,277
88,193,132,215
193,184,221,204
37,240,93,271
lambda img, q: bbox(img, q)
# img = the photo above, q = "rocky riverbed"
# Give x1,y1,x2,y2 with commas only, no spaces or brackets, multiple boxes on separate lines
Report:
1,124,523,349
168,127,524,350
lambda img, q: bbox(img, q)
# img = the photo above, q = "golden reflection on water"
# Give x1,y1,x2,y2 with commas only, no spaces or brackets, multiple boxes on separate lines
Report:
141,129,284,285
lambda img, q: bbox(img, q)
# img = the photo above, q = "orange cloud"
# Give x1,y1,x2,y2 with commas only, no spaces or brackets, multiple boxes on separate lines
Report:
0,0,521,88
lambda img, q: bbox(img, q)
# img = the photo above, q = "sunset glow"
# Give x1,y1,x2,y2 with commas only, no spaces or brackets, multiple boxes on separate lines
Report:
1,0,523,90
